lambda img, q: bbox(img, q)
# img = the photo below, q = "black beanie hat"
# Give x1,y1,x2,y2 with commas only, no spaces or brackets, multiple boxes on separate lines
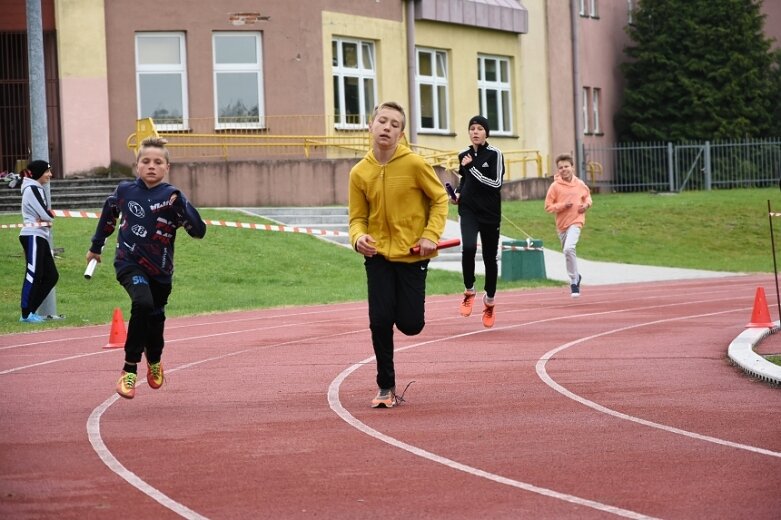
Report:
26,160,51,180
468,115,490,137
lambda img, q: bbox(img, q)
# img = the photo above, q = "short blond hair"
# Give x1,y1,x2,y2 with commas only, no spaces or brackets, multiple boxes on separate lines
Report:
371,101,406,131
137,136,170,163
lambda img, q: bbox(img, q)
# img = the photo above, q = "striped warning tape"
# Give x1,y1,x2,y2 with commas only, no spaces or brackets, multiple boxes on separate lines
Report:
1,209,543,249
1,209,350,237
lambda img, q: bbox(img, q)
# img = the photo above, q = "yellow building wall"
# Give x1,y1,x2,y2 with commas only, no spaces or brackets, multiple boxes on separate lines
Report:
414,17,551,175
321,11,408,121
55,0,111,175
517,0,552,173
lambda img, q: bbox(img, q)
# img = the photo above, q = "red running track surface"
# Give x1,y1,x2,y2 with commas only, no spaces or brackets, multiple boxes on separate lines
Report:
1,274,779,519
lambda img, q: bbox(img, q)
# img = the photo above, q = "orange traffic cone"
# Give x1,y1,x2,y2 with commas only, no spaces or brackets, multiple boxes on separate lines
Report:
746,287,774,328
103,307,127,349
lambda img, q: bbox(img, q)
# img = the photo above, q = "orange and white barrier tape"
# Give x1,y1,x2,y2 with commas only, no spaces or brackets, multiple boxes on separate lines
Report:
3,209,541,247
2,209,349,238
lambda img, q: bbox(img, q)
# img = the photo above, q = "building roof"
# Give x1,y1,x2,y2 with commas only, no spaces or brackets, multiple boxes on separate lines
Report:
414,0,528,34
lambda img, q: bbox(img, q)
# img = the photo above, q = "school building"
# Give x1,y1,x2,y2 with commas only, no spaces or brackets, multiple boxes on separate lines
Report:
1,0,780,205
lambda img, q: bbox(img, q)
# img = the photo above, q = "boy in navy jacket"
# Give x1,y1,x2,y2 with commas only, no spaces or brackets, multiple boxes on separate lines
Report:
87,137,206,399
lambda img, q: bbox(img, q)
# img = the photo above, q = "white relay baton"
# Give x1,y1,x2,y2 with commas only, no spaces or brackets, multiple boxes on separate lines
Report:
84,258,98,279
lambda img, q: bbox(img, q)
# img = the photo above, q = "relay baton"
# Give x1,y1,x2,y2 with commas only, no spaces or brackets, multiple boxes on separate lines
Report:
409,238,461,255
84,259,98,279
445,182,457,202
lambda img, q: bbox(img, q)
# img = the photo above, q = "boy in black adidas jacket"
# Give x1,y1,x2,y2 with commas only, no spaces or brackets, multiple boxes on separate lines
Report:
87,137,206,399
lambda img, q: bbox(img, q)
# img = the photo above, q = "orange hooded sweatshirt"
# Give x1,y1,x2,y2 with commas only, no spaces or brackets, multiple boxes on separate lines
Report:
544,175,593,233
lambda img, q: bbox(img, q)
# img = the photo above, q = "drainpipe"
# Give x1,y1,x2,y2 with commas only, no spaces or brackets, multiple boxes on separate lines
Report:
27,0,59,318
570,0,584,174
406,0,418,143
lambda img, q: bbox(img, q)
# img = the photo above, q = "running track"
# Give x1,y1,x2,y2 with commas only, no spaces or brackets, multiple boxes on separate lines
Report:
1,274,779,519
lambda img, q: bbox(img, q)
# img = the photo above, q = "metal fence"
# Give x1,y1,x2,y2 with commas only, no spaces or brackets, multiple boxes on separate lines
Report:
583,138,781,192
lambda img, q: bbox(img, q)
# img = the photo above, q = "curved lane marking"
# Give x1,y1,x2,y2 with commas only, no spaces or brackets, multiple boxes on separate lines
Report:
329,299,768,518
87,327,364,520
536,309,781,459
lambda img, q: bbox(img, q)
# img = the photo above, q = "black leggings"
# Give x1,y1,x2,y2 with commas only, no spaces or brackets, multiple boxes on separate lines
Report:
459,215,500,298
365,255,429,390
117,268,172,364
19,235,59,317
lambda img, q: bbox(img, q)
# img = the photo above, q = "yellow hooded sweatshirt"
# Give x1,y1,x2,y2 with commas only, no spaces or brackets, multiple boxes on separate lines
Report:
348,143,448,263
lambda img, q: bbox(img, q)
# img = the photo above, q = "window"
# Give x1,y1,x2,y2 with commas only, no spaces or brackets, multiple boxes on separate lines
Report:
592,87,601,134
627,0,634,24
582,87,590,134
580,0,598,18
332,37,376,129
135,32,188,130
213,32,264,129
477,55,512,135
416,48,449,133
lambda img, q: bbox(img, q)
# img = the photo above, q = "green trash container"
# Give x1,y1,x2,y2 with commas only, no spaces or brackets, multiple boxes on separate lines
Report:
501,239,546,280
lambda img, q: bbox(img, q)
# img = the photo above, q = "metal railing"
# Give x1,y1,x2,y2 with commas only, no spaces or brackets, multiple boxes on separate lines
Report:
584,138,781,192
127,116,544,181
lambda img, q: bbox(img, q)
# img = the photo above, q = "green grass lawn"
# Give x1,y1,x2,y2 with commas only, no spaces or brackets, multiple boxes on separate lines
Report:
2,187,778,334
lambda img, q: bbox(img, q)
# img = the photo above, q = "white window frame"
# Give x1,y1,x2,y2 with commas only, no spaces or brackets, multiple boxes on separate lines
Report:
477,55,513,135
582,86,591,134
592,87,601,134
212,32,265,130
135,32,188,131
332,37,377,129
416,47,450,133
580,0,598,18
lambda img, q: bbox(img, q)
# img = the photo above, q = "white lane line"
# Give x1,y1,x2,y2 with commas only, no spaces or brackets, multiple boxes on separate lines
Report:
327,342,658,520
328,298,764,517
87,394,209,520
0,317,349,376
87,327,364,519
536,308,781,459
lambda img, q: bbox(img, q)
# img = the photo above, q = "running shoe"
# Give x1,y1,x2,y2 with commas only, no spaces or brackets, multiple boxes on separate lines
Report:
147,361,164,389
460,290,476,317
19,313,45,323
371,387,397,408
571,274,582,298
482,303,496,328
116,371,137,399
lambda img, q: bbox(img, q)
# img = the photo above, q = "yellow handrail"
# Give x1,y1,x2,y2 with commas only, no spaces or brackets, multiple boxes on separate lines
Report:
127,117,544,180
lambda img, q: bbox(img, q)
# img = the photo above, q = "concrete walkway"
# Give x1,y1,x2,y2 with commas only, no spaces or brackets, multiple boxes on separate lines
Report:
438,219,740,285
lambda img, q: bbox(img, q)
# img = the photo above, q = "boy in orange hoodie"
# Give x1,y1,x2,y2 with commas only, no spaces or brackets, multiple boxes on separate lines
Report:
544,154,593,298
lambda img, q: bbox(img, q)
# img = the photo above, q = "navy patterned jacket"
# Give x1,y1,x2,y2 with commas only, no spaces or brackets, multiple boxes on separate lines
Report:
90,178,206,283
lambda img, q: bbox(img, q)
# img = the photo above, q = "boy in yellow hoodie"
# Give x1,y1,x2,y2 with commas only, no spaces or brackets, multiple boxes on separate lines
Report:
544,153,593,298
348,101,448,408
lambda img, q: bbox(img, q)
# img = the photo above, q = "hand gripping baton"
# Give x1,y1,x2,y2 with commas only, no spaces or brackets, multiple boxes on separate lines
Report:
409,238,461,255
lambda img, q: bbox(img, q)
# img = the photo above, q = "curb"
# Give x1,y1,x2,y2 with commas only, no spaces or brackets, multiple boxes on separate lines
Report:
727,322,781,385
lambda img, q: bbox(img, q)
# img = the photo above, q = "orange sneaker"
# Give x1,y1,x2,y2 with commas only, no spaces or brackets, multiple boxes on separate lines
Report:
147,361,164,389
460,291,476,317
116,371,137,399
482,303,496,328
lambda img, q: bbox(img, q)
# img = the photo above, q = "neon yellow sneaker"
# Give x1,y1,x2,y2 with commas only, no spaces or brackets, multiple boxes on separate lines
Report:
147,361,164,389
116,371,137,399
